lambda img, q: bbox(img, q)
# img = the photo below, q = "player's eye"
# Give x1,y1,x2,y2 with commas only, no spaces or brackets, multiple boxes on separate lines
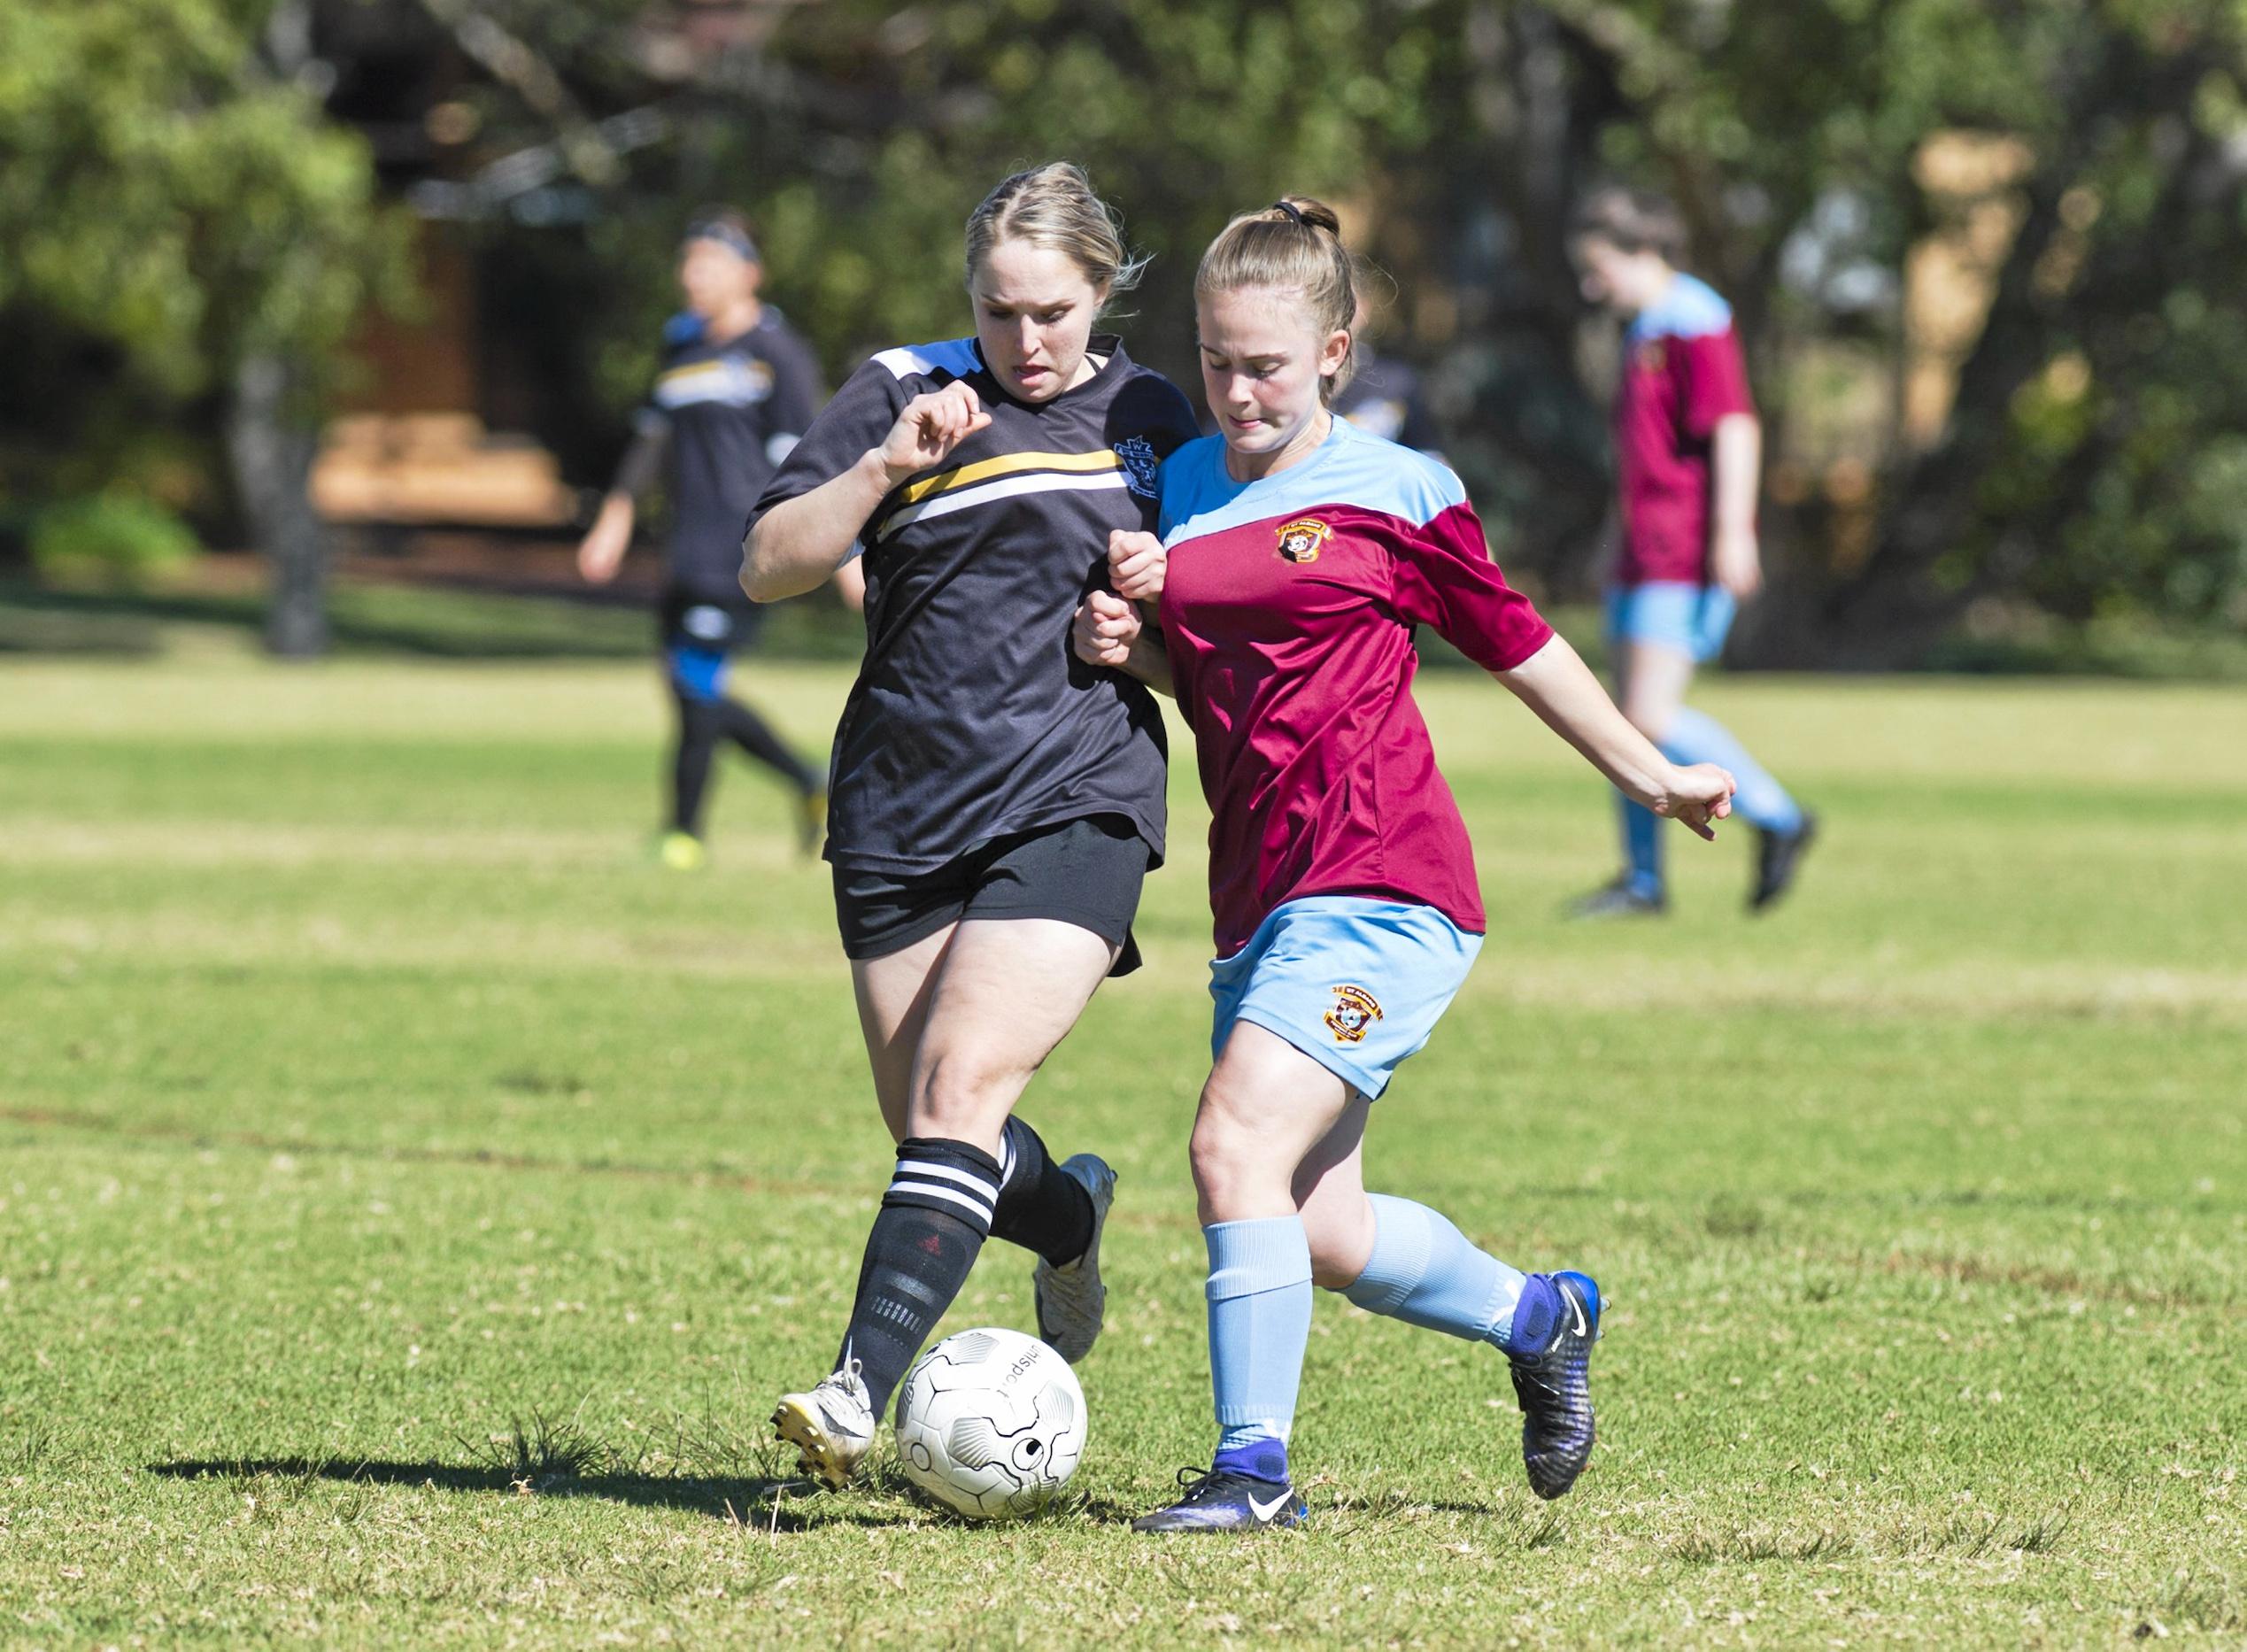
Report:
1037,308,1069,326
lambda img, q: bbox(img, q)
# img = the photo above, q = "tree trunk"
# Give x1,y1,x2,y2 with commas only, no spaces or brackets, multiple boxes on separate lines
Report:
228,353,329,659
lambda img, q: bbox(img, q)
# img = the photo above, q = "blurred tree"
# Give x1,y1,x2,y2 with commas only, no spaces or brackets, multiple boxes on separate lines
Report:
9,0,2241,660
1510,0,2247,659
0,0,409,654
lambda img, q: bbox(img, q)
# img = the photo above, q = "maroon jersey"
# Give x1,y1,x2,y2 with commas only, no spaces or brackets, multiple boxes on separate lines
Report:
1155,418,1554,956
1613,273,1756,586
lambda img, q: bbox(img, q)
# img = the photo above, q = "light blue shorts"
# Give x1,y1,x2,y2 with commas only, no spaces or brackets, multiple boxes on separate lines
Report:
1208,897,1483,1100
1605,581,1736,664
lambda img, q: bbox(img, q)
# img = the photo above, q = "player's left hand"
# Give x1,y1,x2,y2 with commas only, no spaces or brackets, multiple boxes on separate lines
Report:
1073,589,1141,669
1655,761,1737,840
1108,530,1166,603
1711,526,1762,599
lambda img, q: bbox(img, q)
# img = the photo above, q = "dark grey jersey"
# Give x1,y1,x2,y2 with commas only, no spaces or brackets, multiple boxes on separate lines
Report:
749,336,1200,873
642,311,822,598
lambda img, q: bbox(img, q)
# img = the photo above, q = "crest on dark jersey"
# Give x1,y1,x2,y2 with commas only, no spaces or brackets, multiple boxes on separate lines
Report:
1114,436,1160,500
1635,340,1668,374
1324,984,1383,1045
1275,517,1333,564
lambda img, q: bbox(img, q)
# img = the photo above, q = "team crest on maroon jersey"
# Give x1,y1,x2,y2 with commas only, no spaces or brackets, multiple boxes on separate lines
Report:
1324,984,1383,1044
1635,340,1668,374
1275,517,1332,564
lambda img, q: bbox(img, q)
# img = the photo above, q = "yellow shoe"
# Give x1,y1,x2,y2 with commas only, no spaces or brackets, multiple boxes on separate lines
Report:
795,788,828,860
656,830,707,872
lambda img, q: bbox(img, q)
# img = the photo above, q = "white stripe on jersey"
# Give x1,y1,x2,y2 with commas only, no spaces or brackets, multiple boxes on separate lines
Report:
877,469,1129,541
888,1179,996,1224
872,338,982,382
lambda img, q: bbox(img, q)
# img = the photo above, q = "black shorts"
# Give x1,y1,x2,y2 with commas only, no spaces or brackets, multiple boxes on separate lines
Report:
832,814,1153,977
658,583,762,656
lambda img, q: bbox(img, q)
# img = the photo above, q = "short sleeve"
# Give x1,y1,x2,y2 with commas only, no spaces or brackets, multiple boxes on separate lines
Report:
746,356,906,537
1675,328,1755,438
1388,501,1554,673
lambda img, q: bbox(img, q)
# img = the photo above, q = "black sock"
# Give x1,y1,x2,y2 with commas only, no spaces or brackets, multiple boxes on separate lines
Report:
991,1116,1094,1268
716,695,819,795
669,693,722,835
837,1138,1000,1418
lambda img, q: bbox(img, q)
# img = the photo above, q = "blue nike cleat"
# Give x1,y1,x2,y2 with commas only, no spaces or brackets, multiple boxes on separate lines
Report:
1131,1467,1308,1532
1509,1270,1602,1500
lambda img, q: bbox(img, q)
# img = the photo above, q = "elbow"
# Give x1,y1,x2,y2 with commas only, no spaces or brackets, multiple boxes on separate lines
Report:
737,534,782,605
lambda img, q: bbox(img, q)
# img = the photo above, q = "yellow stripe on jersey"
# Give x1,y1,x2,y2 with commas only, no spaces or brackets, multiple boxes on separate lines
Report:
892,448,1122,506
874,469,1131,543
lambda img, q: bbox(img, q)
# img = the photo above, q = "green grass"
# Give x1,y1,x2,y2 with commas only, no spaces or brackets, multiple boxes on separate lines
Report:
2,652,2243,1647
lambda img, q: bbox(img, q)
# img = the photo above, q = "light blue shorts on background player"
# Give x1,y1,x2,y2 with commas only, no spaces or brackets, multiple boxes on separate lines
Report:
1208,896,1484,1100
1605,580,1736,664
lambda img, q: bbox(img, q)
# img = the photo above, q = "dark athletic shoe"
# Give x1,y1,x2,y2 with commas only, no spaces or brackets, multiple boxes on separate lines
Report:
1749,812,1818,913
1131,1468,1307,1532
1567,878,1666,920
1509,1270,1602,1501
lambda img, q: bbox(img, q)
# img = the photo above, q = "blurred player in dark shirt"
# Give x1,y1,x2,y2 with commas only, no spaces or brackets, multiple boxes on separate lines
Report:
577,210,856,868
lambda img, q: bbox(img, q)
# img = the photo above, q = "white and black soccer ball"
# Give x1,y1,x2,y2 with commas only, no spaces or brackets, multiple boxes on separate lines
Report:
894,1327,1086,1520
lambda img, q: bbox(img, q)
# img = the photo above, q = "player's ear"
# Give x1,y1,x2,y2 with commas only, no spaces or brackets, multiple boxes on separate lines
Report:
1322,328,1351,379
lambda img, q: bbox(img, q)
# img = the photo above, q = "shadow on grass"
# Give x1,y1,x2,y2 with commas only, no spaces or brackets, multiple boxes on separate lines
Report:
150,1455,1177,1534
146,1456,926,1531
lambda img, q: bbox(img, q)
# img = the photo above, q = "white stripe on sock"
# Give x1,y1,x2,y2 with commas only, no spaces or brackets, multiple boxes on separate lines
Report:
889,1161,1000,1202
888,1179,995,1224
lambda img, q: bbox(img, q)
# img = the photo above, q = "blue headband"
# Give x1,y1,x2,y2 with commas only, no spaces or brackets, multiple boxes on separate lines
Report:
685,220,761,264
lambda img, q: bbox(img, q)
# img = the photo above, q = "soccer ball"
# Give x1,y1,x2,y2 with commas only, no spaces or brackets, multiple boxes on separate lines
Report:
894,1327,1086,1520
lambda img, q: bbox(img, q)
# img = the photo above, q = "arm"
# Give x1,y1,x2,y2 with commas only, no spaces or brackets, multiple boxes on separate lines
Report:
1496,633,1734,838
1709,412,1762,598
741,449,894,602
1072,590,1173,698
741,380,991,603
577,417,668,583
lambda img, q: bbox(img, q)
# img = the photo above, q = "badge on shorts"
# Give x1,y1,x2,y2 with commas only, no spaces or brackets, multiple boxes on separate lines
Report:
1324,984,1383,1044
1275,517,1332,564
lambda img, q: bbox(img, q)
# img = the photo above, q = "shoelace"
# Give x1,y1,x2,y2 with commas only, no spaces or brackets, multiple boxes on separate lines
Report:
1167,1464,1224,1501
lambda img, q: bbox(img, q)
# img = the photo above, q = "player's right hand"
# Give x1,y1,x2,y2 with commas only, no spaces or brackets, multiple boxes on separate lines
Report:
876,382,992,485
1108,530,1166,602
1656,761,1737,840
1072,589,1141,669
576,505,630,583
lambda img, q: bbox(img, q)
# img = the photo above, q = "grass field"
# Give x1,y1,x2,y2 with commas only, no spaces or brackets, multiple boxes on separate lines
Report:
3,650,2243,1647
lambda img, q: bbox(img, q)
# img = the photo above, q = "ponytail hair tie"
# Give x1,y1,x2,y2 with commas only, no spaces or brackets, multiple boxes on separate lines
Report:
1272,200,1306,226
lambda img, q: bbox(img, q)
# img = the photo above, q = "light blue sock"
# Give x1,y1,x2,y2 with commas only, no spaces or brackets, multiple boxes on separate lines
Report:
1662,708,1803,833
1618,792,1664,899
1341,1193,1529,1348
1205,1216,1312,1455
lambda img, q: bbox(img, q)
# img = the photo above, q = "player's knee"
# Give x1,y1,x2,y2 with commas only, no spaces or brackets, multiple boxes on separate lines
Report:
1187,1096,1262,1209
1303,1203,1376,1291
907,1047,1023,1143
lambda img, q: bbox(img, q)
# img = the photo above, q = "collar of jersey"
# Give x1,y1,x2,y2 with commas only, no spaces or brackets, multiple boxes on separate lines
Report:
1164,414,1351,542
980,334,1128,411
